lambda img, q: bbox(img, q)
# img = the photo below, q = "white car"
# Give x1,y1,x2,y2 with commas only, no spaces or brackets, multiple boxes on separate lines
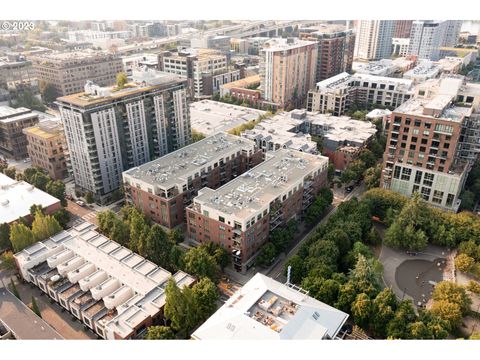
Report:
23,158,31,163
75,200,85,207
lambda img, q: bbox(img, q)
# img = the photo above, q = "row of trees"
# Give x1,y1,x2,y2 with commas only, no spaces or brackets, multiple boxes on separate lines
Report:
304,187,334,225
364,188,480,250
22,167,67,206
460,160,480,211
227,112,273,136
98,206,229,283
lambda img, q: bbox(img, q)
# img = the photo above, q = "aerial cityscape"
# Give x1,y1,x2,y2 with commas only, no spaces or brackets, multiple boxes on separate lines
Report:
1,17,480,345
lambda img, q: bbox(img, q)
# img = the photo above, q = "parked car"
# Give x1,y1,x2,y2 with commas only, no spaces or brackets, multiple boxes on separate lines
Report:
345,185,354,193
75,200,85,207
23,157,31,163
66,194,73,201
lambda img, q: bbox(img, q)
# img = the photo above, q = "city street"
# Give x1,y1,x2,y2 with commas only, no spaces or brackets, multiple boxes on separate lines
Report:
65,199,98,226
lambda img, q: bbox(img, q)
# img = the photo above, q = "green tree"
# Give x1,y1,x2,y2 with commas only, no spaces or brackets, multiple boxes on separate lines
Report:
116,72,128,88
9,222,36,252
363,164,382,190
168,229,184,244
284,255,305,284
458,240,480,261
192,278,219,322
0,251,16,270
145,326,175,339
0,223,11,250
212,246,230,270
466,280,480,295
46,180,66,205
110,219,130,247
97,210,117,236
52,209,71,229
31,296,42,318
255,242,277,267
370,288,397,338
3,167,16,179
335,281,357,313
128,209,148,253
385,222,428,251
386,300,417,339
39,81,58,103
29,204,44,217
12,88,46,111
10,279,21,300
168,245,184,271
144,224,172,268
460,190,476,211
164,278,198,338
327,163,335,182
85,192,94,204
191,129,206,143
348,254,383,293
31,211,62,241
183,247,219,282
351,293,372,328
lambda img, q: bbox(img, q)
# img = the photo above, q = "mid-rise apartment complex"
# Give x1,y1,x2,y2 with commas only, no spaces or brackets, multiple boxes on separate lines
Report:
23,120,68,180
158,49,241,100
31,51,123,97
299,24,355,82
354,20,396,61
186,149,329,272
241,109,376,170
0,106,39,159
381,76,480,211
14,221,195,340
408,21,462,61
57,67,190,203
307,72,414,116
260,38,318,109
353,57,416,77
122,133,263,229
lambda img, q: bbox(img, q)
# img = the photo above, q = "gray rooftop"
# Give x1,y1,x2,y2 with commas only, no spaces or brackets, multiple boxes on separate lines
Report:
123,132,257,191
0,289,64,340
0,106,38,123
193,149,328,221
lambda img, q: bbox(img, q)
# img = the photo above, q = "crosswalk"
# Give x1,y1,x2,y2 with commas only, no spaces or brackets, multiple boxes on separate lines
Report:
81,212,97,222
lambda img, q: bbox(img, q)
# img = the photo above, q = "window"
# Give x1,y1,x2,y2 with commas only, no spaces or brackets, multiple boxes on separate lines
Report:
414,171,422,184
401,167,412,181
432,190,444,204
219,216,225,223
421,187,431,201
423,173,434,187
446,194,455,207
393,166,401,179
414,120,422,127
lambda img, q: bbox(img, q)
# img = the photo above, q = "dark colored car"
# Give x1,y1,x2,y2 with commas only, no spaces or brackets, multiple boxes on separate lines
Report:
345,185,354,193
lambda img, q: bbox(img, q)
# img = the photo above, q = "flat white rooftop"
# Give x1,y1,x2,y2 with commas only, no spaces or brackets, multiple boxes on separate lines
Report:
0,174,60,224
262,38,317,52
192,273,348,340
190,100,265,136
123,132,257,191
193,149,328,220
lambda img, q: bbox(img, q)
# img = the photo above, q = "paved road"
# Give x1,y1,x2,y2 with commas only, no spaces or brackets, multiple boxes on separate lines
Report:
66,200,98,226
267,183,366,282
15,281,97,339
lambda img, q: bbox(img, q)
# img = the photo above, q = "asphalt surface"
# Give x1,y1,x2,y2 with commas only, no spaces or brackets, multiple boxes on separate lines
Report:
0,288,64,340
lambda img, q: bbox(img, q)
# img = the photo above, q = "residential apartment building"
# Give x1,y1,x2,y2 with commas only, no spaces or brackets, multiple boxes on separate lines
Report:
122,133,263,229
241,109,376,170
192,273,349,340
31,51,123,97
381,76,480,211
186,149,329,272
260,38,318,109
158,49,241,100
353,57,416,77
394,20,413,39
408,21,462,61
403,60,442,83
14,221,195,340
306,72,414,116
23,120,68,180
392,38,411,57
57,67,190,203
299,24,355,82
0,106,39,159
354,20,396,61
